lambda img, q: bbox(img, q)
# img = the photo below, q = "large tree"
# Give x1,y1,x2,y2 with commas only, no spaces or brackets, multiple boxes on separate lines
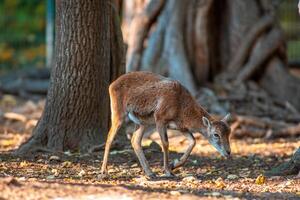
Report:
124,0,300,110
16,0,125,155
123,0,300,175
265,0,300,177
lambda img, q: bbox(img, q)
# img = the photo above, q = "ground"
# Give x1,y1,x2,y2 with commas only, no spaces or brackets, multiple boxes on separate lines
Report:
0,96,299,200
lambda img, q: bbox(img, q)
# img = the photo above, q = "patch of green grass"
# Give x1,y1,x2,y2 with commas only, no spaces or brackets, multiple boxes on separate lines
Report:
287,40,300,61
0,0,46,72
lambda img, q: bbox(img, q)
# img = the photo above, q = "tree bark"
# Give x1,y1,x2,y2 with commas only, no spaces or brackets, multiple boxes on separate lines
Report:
265,148,300,176
126,0,165,72
260,58,300,111
123,0,300,107
16,0,124,155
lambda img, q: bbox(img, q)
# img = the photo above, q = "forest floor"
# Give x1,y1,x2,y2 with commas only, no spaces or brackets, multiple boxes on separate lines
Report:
0,96,300,200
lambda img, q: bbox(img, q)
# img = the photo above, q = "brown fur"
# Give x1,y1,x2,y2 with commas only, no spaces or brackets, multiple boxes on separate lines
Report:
110,71,212,130
101,71,230,178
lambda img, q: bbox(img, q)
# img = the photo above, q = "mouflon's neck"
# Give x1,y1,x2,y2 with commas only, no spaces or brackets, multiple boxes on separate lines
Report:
183,102,215,132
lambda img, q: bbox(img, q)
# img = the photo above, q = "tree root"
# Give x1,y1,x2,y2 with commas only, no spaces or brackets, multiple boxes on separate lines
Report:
260,58,300,111
228,15,274,72
265,148,300,177
235,28,283,83
14,136,54,157
88,143,106,153
266,123,300,139
231,115,300,139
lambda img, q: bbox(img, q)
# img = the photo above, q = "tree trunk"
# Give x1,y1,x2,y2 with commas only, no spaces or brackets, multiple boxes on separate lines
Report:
124,0,198,94
265,147,300,176
123,0,300,110
16,0,125,155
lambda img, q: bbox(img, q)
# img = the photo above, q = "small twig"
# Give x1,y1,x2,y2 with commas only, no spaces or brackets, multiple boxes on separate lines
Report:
4,112,27,122
88,143,106,153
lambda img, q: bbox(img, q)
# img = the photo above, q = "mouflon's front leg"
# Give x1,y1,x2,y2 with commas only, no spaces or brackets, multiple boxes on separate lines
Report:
170,132,196,169
157,124,174,177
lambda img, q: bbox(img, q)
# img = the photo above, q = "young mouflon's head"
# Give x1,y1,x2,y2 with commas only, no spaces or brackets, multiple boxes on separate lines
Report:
202,114,232,158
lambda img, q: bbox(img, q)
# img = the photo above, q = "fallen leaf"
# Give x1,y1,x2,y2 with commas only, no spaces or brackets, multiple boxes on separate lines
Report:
111,149,132,155
204,192,221,197
25,119,38,129
170,191,181,196
1,95,17,106
51,169,59,176
49,155,60,161
255,174,265,185
4,112,27,122
42,165,48,170
64,151,72,156
130,163,138,168
191,160,198,164
196,168,207,174
62,161,72,168
78,170,86,177
262,187,269,192
46,175,55,180
227,174,239,180
215,177,226,189
182,176,197,182
20,161,29,168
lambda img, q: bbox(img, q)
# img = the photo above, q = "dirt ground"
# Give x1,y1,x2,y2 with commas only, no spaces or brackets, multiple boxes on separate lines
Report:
0,97,300,200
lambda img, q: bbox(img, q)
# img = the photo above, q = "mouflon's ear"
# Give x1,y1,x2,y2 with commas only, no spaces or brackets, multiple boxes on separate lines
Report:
202,116,211,128
221,113,231,123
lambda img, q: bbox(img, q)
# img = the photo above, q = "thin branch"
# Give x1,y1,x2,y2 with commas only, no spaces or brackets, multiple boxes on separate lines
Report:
266,123,300,139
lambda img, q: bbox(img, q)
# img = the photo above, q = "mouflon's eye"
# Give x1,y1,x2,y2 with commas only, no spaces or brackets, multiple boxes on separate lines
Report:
213,134,220,138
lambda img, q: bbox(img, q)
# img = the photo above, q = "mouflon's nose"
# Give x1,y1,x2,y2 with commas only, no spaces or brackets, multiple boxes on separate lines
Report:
225,150,231,159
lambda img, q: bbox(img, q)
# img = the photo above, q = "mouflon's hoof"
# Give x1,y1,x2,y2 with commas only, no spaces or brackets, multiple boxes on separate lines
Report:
170,159,180,170
98,171,108,179
145,173,157,180
161,171,175,178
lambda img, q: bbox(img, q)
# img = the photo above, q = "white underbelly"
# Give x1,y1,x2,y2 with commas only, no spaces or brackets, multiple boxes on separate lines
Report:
168,121,178,129
128,112,178,128
128,112,141,125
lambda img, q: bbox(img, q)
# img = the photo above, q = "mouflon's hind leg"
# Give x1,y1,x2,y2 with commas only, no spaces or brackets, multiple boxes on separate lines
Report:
170,132,196,169
101,119,123,175
101,89,124,175
131,125,156,179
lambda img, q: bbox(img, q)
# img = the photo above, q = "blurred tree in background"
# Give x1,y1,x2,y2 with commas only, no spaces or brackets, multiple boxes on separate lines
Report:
278,0,300,61
0,0,45,73
124,0,300,110
0,0,299,74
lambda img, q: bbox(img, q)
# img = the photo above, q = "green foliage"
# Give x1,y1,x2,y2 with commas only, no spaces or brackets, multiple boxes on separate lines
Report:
0,0,46,73
278,0,300,61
